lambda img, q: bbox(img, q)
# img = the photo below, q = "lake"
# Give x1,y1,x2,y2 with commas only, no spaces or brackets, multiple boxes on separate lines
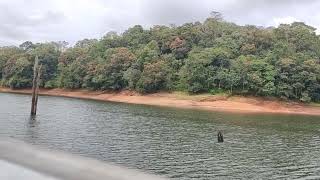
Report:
0,93,320,179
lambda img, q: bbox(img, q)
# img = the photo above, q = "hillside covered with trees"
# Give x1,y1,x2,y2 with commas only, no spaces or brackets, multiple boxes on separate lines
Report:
1,14,320,102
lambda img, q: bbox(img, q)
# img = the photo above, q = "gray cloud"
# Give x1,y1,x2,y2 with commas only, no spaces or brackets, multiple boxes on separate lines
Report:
223,0,320,25
140,0,320,27
141,0,210,25
0,1,66,45
0,0,319,46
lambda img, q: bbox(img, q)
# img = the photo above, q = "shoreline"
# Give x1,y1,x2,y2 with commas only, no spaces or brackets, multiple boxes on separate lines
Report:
1,87,320,116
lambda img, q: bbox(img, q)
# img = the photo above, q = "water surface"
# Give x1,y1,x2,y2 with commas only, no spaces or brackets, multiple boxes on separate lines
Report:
0,93,320,179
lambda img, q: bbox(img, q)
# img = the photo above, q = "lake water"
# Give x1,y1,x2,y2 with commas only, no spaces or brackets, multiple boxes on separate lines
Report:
1,93,320,179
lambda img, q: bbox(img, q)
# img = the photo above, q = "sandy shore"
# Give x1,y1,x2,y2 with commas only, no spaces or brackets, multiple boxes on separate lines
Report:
1,87,320,116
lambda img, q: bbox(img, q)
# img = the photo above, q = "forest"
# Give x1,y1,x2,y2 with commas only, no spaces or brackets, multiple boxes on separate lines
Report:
1,14,320,102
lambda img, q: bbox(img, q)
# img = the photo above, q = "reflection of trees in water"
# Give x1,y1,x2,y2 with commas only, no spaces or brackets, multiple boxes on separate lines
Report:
28,115,39,127
25,115,41,143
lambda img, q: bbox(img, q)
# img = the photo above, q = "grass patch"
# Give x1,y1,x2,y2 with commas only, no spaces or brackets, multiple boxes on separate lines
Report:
172,91,229,101
310,102,320,107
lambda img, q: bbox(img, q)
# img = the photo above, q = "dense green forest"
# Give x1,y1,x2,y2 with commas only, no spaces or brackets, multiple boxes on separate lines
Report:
1,15,320,102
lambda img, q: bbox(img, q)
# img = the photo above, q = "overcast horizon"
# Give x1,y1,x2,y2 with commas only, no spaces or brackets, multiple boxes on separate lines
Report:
1,0,320,46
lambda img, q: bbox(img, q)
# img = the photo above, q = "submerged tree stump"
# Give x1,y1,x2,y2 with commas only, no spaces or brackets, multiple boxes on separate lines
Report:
31,56,41,116
217,131,224,143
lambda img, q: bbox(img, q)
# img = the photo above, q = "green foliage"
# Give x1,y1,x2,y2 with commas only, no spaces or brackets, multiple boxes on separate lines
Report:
84,47,136,90
2,55,33,88
136,60,172,93
209,88,225,95
1,16,320,102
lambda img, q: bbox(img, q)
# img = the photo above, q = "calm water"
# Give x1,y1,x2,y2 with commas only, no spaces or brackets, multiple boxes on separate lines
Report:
1,93,320,179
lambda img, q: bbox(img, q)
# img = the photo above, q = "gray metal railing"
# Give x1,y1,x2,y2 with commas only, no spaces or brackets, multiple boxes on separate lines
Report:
0,138,166,180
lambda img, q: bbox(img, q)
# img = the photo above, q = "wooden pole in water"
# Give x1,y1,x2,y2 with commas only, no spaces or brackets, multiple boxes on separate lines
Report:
31,56,41,116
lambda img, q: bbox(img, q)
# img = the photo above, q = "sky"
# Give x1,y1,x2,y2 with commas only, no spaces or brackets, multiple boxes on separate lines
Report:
1,0,320,46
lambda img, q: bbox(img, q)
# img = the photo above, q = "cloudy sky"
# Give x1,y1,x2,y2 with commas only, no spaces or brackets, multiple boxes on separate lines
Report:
0,0,319,46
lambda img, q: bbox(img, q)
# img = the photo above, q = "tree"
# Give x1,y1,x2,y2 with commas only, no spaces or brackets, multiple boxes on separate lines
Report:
247,59,276,96
169,37,190,59
0,47,24,80
19,41,35,51
225,70,241,94
210,11,223,21
2,55,33,88
75,39,98,49
85,48,136,90
31,43,60,87
122,25,150,48
124,65,141,90
136,40,161,66
179,49,211,93
137,60,172,93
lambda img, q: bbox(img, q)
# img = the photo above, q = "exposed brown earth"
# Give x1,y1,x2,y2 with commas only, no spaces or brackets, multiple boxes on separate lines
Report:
1,87,320,116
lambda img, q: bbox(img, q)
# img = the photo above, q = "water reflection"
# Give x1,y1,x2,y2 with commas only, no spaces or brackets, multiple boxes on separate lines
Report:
28,115,38,127
25,115,41,143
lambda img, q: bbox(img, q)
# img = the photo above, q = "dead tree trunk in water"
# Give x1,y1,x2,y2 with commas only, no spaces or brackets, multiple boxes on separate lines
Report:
34,64,42,114
217,131,224,143
31,56,41,116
